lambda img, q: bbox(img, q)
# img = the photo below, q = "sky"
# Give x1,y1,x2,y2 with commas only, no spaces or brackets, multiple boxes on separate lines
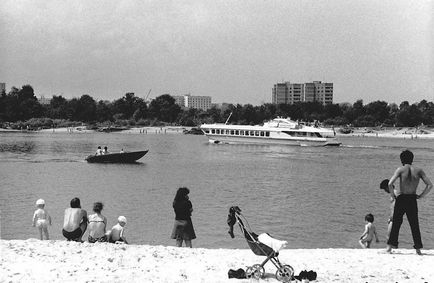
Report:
0,0,433,106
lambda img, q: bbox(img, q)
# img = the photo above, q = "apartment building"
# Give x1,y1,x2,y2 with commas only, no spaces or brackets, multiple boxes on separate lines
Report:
272,81,333,105
172,94,212,111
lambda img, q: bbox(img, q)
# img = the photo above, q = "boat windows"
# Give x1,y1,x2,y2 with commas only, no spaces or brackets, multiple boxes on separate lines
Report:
265,132,270,137
235,130,239,135
230,130,234,135
255,131,259,136
216,129,220,134
211,129,215,134
250,131,254,136
260,131,264,137
282,131,296,136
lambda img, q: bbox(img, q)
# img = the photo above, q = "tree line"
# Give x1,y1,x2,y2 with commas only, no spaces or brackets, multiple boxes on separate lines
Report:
1,84,433,129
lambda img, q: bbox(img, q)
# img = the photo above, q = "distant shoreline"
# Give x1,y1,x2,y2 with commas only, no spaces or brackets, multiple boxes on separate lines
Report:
2,126,434,139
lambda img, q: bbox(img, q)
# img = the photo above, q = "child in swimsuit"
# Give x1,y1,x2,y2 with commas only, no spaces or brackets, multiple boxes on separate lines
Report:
359,213,379,248
32,199,52,240
108,216,128,244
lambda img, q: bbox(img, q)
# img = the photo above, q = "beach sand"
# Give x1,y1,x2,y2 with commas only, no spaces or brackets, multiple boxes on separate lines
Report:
1,239,433,282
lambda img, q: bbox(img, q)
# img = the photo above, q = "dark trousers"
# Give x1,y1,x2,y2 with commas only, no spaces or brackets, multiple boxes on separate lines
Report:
387,194,422,249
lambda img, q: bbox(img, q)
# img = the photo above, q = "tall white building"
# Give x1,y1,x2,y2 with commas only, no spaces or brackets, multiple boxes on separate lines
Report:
272,81,333,105
172,94,212,111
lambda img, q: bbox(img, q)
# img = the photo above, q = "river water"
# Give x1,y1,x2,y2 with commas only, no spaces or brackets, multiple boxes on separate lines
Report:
1,131,433,250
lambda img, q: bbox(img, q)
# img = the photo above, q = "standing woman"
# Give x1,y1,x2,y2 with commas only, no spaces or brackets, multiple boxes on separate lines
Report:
171,187,196,248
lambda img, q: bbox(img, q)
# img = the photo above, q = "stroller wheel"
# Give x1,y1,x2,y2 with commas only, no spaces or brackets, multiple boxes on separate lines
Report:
246,264,265,279
275,265,294,282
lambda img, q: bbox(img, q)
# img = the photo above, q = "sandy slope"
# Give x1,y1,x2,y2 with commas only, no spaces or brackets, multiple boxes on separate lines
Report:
1,239,433,282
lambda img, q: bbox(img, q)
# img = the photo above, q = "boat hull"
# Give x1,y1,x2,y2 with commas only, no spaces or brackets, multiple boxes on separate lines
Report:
85,150,148,163
207,135,340,146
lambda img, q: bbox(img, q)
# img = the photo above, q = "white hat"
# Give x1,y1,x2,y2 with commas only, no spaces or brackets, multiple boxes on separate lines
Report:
118,216,127,224
36,199,45,205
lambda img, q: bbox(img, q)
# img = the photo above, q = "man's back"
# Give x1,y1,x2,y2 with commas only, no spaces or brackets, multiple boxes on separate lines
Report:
63,208,85,232
398,165,423,195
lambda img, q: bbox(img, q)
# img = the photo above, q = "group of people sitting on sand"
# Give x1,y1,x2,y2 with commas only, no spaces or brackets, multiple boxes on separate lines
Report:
32,197,128,244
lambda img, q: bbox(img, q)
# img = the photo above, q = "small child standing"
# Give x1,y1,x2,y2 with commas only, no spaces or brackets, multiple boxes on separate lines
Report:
108,216,128,244
359,213,379,248
32,199,52,240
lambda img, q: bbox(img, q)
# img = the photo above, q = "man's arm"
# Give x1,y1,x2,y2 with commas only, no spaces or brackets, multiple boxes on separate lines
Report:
388,168,400,199
418,170,433,199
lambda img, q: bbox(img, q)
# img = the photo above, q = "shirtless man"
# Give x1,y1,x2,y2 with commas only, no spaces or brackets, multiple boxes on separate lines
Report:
386,150,432,255
62,197,88,242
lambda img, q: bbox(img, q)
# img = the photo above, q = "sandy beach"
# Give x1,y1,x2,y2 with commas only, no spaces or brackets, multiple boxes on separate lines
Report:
1,239,433,282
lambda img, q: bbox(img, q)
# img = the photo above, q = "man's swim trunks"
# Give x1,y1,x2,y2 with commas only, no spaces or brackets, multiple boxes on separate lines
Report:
62,228,82,241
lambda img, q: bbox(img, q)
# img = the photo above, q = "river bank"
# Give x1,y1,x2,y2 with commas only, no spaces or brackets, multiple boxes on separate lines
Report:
2,125,434,139
1,239,433,282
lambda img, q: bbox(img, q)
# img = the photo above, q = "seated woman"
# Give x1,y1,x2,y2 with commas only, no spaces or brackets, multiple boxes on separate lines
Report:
87,202,107,243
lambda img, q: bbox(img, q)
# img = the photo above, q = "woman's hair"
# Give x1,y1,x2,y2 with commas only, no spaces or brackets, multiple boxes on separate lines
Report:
380,179,390,193
173,187,190,205
93,202,104,213
70,197,81,208
365,213,374,223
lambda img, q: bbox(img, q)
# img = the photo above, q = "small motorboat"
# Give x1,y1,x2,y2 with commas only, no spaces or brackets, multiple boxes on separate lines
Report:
85,150,149,163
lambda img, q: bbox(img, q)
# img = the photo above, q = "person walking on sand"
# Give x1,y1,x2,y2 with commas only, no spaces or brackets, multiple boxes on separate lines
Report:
62,197,88,242
32,199,52,240
359,213,379,248
386,150,433,255
171,187,196,248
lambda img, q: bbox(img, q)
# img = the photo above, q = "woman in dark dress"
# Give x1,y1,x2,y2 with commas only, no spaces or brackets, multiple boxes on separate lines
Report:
171,187,196,247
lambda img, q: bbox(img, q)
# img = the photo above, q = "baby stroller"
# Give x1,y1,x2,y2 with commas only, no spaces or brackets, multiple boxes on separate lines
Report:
227,206,294,282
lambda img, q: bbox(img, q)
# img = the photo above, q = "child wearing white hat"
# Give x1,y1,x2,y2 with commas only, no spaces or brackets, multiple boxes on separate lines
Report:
108,216,128,244
32,199,52,240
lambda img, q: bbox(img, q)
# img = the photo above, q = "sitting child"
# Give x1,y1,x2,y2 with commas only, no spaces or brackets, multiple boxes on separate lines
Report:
108,216,128,244
32,199,52,240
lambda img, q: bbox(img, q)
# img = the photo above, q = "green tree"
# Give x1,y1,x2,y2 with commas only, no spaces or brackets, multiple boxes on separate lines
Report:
76,94,97,122
148,94,181,123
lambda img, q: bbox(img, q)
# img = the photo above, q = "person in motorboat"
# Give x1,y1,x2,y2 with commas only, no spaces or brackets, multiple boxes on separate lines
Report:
103,146,109,155
87,202,107,243
95,146,103,155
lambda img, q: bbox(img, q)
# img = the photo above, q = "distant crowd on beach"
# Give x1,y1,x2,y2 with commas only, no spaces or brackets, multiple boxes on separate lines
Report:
32,187,196,248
